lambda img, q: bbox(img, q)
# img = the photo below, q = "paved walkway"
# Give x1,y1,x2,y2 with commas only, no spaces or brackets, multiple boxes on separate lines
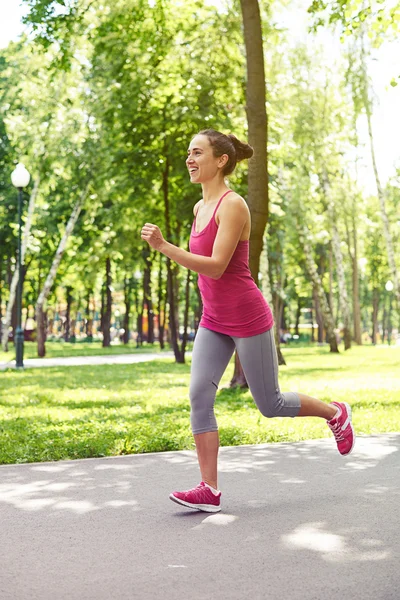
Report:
0,351,180,370
1,434,399,599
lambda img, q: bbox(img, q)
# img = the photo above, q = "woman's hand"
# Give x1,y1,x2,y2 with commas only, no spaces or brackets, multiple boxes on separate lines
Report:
141,223,166,251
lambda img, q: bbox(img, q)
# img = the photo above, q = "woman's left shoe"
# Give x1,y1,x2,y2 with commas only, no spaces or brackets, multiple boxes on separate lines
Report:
327,401,355,455
169,481,221,512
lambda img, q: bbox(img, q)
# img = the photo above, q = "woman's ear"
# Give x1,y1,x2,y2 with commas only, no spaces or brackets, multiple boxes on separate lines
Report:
218,154,229,169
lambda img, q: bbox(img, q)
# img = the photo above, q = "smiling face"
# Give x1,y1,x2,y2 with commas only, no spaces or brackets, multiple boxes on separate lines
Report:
186,134,228,184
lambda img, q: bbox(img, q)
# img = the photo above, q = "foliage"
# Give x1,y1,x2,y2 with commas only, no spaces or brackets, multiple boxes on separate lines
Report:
308,0,400,46
0,0,398,354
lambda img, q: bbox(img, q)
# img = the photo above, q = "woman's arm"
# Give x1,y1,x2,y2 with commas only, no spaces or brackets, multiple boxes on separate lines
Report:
141,194,248,280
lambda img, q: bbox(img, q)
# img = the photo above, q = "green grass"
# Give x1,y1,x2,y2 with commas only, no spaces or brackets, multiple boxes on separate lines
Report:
0,340,179,363
0,344,399,464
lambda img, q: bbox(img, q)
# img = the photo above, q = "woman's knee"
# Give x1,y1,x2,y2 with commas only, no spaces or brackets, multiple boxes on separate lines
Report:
257,389,284,418
259,404,280,419
257,390,300,418
189,380,218,431
189,379,217,408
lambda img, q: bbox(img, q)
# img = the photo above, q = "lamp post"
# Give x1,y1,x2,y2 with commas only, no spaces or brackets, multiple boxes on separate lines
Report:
11,163,31,368
385,280,394,346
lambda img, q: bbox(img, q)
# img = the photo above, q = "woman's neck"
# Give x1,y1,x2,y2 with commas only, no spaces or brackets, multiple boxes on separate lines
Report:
201,179,230,204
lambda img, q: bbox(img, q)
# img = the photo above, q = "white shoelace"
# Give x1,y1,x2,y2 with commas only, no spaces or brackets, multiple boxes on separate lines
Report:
329,421,345,442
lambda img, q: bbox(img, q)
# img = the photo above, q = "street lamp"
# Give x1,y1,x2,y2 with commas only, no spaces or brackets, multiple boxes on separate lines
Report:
385,280,394,346
11,163,31,368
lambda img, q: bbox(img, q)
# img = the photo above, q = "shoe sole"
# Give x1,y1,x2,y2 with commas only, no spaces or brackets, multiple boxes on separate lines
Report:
169,494,221,513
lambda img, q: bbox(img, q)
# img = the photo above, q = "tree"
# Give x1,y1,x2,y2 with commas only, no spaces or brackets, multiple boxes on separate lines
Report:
36,185,89,356
310,0,400,308
323,174,352,349
230,0,270,386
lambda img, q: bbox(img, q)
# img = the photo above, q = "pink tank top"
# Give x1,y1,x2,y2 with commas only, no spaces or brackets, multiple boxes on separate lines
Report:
189,190,274,337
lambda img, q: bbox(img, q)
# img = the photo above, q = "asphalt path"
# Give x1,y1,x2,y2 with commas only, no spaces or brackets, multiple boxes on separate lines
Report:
1,434,399,600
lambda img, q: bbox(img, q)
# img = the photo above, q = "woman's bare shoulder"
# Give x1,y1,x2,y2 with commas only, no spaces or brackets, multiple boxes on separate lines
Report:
222,192,249,214
193,199,202,216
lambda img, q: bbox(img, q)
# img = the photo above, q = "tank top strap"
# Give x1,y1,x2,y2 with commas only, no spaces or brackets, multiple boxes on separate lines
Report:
211,190,233,219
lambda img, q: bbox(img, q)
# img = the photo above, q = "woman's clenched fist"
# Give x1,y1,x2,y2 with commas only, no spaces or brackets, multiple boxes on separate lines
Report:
141,223,166,251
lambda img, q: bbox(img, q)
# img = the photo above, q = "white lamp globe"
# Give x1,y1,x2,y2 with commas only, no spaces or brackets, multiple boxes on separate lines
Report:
11,163,31,188
385,280,394,292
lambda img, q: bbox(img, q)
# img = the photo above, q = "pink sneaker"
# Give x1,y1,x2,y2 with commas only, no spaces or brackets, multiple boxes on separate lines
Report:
169,482,221,512
327,401,355,455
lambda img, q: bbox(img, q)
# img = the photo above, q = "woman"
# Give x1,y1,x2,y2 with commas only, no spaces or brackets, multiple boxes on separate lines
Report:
141,128,355,513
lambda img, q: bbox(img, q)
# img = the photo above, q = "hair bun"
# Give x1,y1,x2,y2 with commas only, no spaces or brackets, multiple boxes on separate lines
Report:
228,134,254,162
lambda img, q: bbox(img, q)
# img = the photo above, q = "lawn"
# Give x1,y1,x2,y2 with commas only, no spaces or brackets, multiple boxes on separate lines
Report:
0,344,399,464
0,340,176,364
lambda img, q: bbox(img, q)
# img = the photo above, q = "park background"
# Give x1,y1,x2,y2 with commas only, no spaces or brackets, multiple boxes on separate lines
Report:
0,0,399,464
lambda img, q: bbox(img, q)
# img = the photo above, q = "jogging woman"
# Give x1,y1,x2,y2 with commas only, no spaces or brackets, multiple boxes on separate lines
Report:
141,128,355,513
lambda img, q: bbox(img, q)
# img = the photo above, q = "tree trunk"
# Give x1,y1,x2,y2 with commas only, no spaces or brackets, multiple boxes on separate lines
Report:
345,206,362,345
102,257,112,347
298,223,339,352
123,276,131,345
162,152,186,363
239,0,269,280
229,352,248,388
0,256,2,340
329,244,334,314
295,297,301,336
371,289,380,345
36,305,46,356
180,267,191,360
157,254,166,349
352,213,362,344
36,305,46,357
194,284,202,334
163,158,180,361
231,0,269,386
100,284,105,336
143,251,154,344
259,237,285,360
2,177,40,351
269,232,287,365
310,304,315,343
64,286,73,342
324,178,352,350
70,318,76,341
313,286,324,343
85,291,93,338
133,279,142,347
166,258,184,362
381,304,387,344
36,185,87,357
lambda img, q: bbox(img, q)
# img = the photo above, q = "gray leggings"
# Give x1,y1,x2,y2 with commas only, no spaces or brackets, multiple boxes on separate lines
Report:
190,327,301,434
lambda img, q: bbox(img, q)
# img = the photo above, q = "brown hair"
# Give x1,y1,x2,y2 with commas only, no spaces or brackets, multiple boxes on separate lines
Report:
198,129,254,176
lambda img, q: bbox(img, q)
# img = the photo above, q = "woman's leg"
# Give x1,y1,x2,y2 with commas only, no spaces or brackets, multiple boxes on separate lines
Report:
190,327,235,489
297,394,336,419
194,432,220,490
234,329,355,455
234,329,335,420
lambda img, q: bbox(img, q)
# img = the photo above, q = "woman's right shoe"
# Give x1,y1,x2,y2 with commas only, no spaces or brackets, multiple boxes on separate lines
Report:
169,481,221,512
